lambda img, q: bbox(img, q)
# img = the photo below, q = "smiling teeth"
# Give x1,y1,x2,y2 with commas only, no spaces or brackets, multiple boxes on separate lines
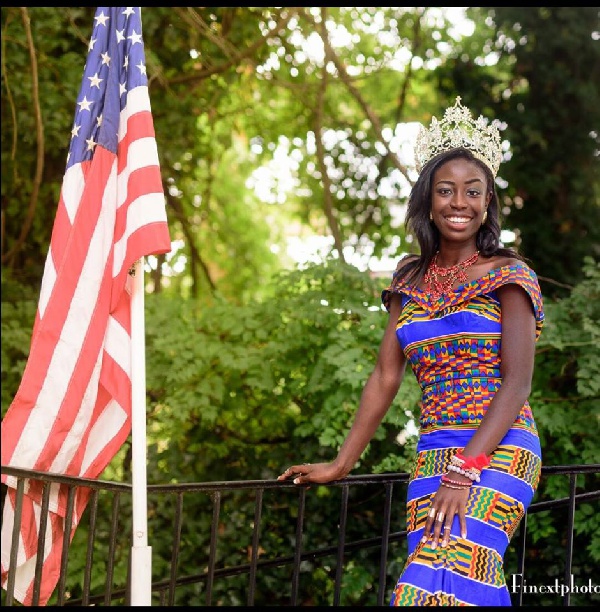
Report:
447,217,469,223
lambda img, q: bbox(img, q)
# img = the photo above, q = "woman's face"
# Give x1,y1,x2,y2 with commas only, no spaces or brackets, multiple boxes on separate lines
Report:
430,157,491,246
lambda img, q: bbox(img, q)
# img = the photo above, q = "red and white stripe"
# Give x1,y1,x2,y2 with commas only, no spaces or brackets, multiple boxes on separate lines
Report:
1,84,171,606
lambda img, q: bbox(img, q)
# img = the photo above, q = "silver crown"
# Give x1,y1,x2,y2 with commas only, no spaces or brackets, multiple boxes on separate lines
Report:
414,96,503,176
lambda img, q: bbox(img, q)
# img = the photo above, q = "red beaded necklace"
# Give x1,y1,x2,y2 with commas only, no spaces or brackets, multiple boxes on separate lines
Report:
423,250,479,300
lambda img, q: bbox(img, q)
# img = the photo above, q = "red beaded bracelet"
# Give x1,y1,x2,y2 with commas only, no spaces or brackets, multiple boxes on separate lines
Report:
441,474,471,487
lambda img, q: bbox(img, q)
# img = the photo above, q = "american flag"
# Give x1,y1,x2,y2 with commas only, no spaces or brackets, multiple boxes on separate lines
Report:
1,7,171,605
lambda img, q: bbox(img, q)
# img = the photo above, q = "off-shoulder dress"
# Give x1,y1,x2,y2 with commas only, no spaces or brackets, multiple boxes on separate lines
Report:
382,263,545,606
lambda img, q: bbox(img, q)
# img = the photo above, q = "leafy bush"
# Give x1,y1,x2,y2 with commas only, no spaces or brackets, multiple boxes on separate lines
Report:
2,258,598,605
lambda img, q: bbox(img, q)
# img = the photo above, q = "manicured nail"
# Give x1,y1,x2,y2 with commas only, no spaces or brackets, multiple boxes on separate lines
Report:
461,532,466,539
421,536,427,544
431,542,437,550
441,540,447,548
293,478,299,484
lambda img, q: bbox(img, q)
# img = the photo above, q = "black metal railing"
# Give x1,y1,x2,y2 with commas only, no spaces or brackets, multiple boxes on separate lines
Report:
1,464,599,607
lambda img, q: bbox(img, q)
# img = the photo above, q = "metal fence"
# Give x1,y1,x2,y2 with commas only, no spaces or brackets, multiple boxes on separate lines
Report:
1,464,599,607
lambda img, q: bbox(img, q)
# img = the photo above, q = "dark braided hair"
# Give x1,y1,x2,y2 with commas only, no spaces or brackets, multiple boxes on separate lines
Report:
397,147,524,288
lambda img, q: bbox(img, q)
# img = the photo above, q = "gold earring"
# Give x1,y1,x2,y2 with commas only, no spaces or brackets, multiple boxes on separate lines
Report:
482,210,488,225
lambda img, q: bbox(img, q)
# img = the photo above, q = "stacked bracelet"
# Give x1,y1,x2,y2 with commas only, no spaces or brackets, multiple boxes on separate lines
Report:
440,481,467,490
447,450,491,483
440,473,471,489
447,463,481,482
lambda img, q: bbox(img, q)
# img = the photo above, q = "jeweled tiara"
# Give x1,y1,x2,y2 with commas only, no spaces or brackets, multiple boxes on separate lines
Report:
414,96,503,177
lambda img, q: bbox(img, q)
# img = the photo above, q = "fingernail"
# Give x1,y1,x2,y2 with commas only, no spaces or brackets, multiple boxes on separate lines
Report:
461,532,466,539
441,540,447,548
431,542,437,550
421,536,427,544
293,478,299,484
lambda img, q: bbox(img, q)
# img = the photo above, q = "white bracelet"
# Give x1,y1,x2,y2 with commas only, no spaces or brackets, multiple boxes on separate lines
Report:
447,464,481,483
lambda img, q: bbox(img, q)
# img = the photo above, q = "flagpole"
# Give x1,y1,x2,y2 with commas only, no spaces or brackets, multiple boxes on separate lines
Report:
130,258,152,605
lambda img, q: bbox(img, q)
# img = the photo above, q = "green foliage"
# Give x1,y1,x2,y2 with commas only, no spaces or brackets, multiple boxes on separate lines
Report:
4,7,599,298
143,258,600,604
2,258,598,605
142,257,417,483
1,7,97,283
168,136,282,303
0,273,37,414
2,6,600,606
487,8,600,296
533,256,600,466
513,256,600,605
89,259,409,605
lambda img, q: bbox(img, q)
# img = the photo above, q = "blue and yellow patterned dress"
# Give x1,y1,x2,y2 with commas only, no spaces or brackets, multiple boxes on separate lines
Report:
382,262,544,607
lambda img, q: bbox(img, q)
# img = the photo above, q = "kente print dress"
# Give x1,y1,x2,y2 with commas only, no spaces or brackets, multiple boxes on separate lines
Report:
381,262,544,607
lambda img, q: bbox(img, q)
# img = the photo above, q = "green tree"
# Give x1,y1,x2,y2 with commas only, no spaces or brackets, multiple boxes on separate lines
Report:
5,8,598,301
2,7,599,606
507,256,600,606
480,8,599,297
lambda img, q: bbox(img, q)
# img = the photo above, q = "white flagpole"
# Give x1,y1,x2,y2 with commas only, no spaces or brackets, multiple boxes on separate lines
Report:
130,258,152,605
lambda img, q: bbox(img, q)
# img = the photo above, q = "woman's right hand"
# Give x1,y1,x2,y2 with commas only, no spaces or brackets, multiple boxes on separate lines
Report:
277,461,347,485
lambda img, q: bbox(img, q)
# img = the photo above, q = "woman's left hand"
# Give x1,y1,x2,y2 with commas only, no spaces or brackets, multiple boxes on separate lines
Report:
421,480,471,549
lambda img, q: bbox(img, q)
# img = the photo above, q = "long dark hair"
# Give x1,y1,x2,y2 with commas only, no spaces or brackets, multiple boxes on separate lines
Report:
398,147,524,287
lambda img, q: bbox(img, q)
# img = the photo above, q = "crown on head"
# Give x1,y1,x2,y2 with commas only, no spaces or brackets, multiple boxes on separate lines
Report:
414,96,503,177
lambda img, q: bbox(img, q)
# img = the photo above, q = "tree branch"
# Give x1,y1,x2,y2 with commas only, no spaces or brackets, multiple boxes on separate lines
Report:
313,7,346,262
165,190,217,296
2,7,44,268
164,7,303,86
300,8,412,182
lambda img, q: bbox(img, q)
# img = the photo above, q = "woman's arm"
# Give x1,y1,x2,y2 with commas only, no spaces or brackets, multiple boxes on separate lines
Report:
278,293,407,484
461,282,537,457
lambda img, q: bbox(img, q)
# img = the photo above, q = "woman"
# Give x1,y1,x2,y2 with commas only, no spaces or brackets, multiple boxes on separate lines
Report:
277,97,544,606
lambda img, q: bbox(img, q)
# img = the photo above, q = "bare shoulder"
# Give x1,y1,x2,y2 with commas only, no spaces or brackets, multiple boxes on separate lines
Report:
475,255,530,280
485,255,524,270
500,256,526,269
394,253,420,273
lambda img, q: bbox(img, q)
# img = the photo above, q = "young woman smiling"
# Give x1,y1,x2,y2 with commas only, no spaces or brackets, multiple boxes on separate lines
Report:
278,97,544,607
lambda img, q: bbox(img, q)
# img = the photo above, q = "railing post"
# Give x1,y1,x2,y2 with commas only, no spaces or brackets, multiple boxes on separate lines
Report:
512,512,527,607
290,487,307,606
563,473,577,606
377,482,394,606
333,485,349,606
